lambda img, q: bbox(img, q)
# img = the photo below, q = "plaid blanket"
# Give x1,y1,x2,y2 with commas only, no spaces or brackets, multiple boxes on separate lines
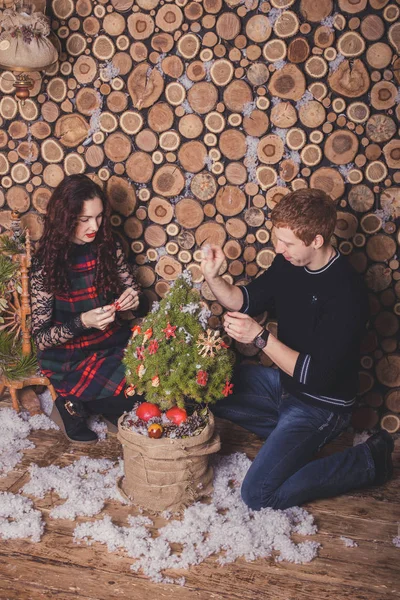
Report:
38,244,131,401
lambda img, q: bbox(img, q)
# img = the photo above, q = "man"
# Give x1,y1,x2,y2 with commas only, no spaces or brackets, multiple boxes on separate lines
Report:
201,189,394,510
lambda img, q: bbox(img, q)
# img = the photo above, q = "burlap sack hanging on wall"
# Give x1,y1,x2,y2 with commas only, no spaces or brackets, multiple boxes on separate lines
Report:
0,3,58,70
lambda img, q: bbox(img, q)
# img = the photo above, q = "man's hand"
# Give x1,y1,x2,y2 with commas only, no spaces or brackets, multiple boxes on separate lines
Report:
201,245,225,280
115,287,140,312
223,312,263,344
81,305,116,330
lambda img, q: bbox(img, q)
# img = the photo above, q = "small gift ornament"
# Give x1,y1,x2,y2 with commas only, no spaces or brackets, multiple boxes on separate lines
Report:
197,370,208,386
148,340,159,355
124,384,136,397
143,328,153,342
137,364,146,379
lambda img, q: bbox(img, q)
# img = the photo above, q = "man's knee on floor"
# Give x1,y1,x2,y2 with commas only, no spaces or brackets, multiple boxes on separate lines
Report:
241,477,286,511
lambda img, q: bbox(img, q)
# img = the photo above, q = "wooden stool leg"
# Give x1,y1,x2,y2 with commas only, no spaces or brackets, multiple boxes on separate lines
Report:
49,384,58,402
0,382,6,398
9,387,20,412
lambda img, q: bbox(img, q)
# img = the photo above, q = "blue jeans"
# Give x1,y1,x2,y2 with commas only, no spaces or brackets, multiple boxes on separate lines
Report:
213,365,376,510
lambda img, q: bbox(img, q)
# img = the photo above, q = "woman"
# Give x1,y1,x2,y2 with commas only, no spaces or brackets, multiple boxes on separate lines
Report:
31,174,147,443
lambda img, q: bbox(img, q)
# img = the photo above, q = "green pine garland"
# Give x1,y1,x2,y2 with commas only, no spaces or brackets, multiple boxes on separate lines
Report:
0,235,25,257
0,236,38,382
123,273,235,410
0,254,19,296
0,331,38,382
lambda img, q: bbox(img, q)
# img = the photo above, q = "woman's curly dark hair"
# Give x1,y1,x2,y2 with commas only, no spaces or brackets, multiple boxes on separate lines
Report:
35,174,123,297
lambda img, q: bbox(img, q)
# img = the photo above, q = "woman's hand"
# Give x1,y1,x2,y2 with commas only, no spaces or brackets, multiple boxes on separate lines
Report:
81,305,116,330
114,287,140,312
223,312,263,344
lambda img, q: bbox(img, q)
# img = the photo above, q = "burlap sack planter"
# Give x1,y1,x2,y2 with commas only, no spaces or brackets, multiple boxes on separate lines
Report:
117,411,221,512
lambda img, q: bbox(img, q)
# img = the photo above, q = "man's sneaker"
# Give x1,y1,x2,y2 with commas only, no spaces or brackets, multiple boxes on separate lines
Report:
366,430,394,485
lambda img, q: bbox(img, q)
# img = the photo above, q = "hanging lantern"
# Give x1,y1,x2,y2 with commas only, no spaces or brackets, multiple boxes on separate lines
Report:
0,2,59,102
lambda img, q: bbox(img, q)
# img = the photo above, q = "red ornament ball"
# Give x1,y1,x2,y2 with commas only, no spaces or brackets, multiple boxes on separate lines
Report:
148,423,163,439
136,402,161,422
166,406,187,425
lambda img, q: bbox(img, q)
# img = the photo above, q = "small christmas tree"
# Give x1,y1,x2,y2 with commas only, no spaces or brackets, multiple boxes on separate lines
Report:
123,271,234,416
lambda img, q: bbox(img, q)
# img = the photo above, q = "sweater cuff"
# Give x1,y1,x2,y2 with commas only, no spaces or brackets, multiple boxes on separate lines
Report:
238,285,249,313
70,314,88,335
294,353,311,385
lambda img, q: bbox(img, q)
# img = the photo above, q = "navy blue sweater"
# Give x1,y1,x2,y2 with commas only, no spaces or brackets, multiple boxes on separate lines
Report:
239,251,369,413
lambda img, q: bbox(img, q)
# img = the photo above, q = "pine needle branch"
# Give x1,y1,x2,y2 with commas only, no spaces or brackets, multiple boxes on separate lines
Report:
0,235,24,256
0,332,38,382
0,255,18,295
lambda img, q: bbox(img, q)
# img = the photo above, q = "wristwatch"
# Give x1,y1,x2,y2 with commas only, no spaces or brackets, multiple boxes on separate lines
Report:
253,328,270,349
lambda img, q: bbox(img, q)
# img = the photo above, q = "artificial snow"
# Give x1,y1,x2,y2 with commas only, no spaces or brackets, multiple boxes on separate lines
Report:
267,8,283,26
374,206,394,223
22,457,126,519
155,53,166,75
99,60,120,82
295,90,314,110
74,453,320,584
245,136,259,183
393,536,400,548
181,99,193,114
203,60,213,82
242,100,257,117
329,53,345,72
0,492,44,542
340,536,358,548
338,163,354,182
177,74,194,90
320,15,337,31
0,407,56,477
87,415,108,440
273,59,287,71
287,150,301,165
272,127,287,142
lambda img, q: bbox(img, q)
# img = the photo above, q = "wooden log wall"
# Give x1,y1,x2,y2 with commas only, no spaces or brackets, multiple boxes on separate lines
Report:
0,0,399,431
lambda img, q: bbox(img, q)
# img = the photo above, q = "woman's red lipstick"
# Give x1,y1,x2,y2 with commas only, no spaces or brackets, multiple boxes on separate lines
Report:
86,232,96,239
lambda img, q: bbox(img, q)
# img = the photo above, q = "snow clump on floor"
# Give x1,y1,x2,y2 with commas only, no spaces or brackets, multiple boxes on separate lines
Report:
22,457,125,519
0,492,44,542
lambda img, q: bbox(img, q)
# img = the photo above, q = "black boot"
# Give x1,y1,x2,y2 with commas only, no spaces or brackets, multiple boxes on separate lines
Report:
366,430,394,485
50,397,98,443
86,394,137,433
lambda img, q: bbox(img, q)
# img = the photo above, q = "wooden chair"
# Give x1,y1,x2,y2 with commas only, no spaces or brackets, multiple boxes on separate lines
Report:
0,214,57,411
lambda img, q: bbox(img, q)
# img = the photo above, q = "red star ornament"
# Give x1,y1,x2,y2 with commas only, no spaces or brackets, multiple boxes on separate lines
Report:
163,322,177,339
222,380,234,397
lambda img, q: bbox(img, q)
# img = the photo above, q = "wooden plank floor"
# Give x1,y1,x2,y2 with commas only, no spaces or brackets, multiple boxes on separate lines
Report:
0,395,399,600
